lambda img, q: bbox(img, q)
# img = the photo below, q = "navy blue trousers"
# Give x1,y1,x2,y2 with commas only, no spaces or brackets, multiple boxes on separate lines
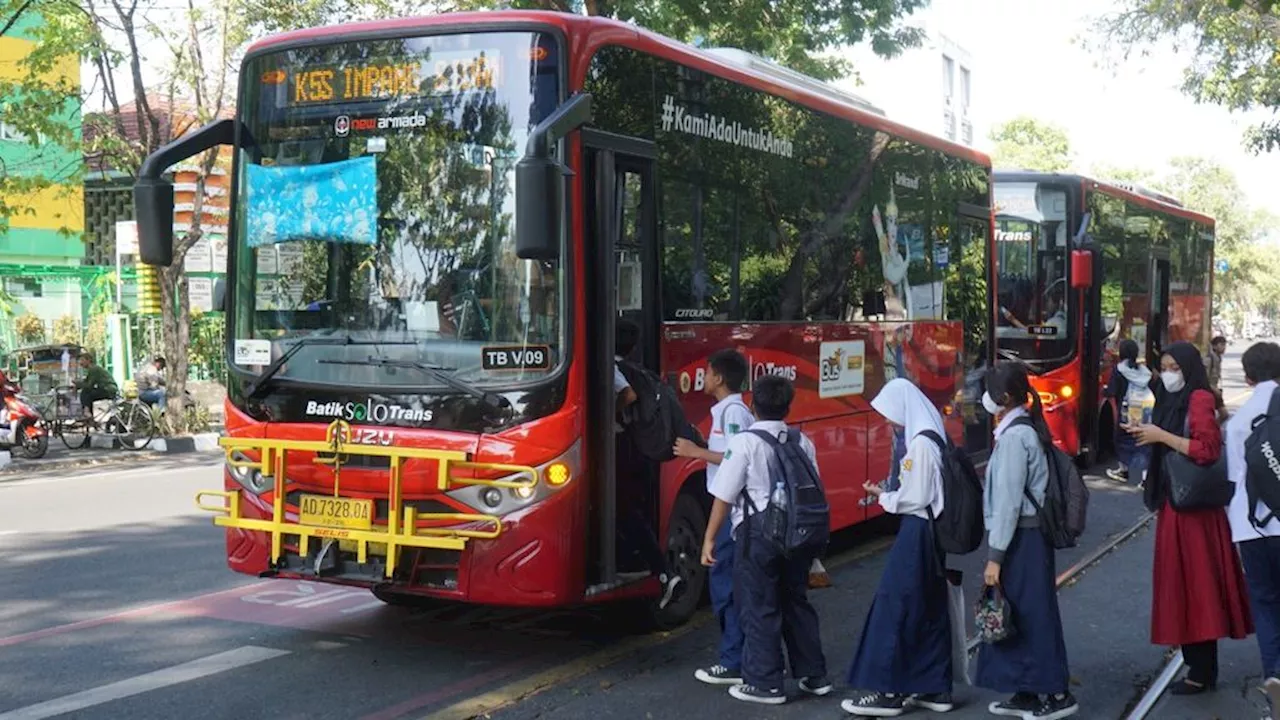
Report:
711,518,744,670
735,531,827,690
1240,535,1280,679
847,515,952,695
974,527,1071,694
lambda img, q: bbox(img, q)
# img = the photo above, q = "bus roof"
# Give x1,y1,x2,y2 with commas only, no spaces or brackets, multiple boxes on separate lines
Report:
993,170,1215,227
245,10,992,168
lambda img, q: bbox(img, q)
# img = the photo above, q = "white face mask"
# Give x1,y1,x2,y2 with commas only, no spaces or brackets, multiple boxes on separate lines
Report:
1161,371,1186,393
981,391,1002,417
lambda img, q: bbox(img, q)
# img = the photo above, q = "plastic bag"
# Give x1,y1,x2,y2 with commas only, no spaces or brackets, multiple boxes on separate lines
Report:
946,569,972,684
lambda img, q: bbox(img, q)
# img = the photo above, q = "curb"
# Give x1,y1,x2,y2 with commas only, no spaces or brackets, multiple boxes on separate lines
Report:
0,432,223,476
87,432,222,453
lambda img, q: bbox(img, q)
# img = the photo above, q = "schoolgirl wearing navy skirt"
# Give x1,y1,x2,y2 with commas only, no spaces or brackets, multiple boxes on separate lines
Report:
975,364,1078,719
843,379,955,717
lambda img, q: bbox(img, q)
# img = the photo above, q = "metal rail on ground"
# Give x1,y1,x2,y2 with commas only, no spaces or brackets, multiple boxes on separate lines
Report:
1123,650,1185,720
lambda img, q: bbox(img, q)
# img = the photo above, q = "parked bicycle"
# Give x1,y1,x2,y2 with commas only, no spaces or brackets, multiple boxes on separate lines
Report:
44,386,158,451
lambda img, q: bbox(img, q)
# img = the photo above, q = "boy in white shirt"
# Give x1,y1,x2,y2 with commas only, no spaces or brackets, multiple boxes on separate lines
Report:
1226,342,1280,717
674,349,754,686
702,375,831,705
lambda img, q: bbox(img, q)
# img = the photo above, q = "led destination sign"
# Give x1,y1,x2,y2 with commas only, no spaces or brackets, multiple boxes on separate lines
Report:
279,50,502,106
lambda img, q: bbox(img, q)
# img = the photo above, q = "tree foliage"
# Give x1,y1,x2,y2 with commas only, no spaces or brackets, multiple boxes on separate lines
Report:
449,0,929,79
988,116,1073,172
1089,0,1280,153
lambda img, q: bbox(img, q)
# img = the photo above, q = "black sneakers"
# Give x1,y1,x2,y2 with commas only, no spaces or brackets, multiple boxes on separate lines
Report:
908,692,955,712
798,676,834,696
693,664,741,686
1030,693,1079,720
728,684,785,705
841,692,908,717
989,693,1041,716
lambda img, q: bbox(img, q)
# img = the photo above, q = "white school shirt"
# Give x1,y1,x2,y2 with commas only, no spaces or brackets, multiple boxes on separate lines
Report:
706,393,755,492
613,356,630,394
1227,381,1280,543
877,433,945,520
708,420,819,530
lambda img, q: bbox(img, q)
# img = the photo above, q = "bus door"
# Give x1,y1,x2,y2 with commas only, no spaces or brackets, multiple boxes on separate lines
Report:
955,204,994,460
1147,253,1172,365
582,130,660,589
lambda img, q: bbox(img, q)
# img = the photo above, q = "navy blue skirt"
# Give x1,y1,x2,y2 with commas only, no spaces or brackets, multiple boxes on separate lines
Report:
974,527,1071,694
846,515,952,694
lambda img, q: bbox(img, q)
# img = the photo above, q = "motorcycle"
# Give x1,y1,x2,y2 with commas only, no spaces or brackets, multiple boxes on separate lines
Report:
0,372,50,460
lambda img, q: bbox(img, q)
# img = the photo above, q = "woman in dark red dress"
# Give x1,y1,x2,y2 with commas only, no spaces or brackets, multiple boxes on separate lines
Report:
1126,341,1253,694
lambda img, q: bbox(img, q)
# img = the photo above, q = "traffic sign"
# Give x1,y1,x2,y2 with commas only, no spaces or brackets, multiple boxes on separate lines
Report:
1216,259,1229,273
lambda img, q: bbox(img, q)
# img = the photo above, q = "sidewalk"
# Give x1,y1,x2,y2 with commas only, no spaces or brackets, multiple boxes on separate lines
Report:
0,429,223,477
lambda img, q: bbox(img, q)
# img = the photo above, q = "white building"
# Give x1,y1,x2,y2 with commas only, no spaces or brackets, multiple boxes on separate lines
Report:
835,21,981,147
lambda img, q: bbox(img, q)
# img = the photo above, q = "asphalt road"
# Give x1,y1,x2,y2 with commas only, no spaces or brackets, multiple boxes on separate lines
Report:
0,341,1268,720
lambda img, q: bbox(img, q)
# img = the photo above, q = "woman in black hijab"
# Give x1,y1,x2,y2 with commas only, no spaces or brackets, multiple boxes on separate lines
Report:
1125,341,1251,694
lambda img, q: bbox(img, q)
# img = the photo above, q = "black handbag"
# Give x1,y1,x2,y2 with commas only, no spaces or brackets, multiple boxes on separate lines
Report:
1164,451,1234,511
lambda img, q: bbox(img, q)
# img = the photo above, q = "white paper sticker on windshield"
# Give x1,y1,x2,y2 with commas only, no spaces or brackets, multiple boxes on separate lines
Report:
234,339,272,365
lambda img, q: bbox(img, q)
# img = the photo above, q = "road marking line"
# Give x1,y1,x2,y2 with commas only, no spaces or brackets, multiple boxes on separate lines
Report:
0,645,289,720
416,536,894,720
0,581,271,648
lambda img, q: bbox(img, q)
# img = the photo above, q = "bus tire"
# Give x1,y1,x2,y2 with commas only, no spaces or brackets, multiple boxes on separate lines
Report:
647,492,706,630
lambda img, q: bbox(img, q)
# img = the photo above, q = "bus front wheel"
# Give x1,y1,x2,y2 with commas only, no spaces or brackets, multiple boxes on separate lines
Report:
647,493,707,630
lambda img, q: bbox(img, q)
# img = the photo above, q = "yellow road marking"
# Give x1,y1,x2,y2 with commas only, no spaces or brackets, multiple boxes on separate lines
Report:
418,535,894,720
1225,388,1253,408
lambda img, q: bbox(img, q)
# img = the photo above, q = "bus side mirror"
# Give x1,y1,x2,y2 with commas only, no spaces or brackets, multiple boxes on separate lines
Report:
1071,250,1093,289
516,93,593,261
134,179,175,266
133,118,238,267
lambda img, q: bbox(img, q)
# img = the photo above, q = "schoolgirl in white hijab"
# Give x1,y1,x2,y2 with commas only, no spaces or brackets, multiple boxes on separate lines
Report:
843,378,954,717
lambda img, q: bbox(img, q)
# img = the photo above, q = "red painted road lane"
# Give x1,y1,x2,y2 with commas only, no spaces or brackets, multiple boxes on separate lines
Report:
0,581,271,649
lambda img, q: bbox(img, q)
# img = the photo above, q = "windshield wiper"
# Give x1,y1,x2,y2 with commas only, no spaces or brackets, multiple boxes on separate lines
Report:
245,335,361,399
319,356,512,413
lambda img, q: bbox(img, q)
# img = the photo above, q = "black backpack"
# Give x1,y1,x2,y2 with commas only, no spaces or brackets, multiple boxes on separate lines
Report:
616,360,701,462
918,429,985,555
743,428,831,557
1012,417,1088,549
1244,388,1280,528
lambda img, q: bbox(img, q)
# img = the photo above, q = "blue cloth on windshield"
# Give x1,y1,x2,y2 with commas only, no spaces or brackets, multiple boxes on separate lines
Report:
244,156,378,248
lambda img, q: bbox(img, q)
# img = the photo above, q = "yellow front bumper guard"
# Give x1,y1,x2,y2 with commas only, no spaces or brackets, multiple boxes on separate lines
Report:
195,419,539,578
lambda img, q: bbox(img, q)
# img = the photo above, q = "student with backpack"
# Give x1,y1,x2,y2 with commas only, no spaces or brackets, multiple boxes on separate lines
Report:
614,319,683,608
1226,342,1280,717
672,349,755,686
843,378,957,717
974,364,1078,719
1104,339,1153,484
702,374,831,706
1126,341,1252,695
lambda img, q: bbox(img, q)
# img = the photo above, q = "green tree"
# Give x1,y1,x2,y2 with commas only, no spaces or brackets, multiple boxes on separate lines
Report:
988,116,1073,172
450,0,929,79
1155,156,1280,323
1088,1,1280,153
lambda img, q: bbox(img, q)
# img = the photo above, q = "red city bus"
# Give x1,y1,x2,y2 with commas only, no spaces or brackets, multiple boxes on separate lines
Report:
993,171,1215,462
134,11,995,626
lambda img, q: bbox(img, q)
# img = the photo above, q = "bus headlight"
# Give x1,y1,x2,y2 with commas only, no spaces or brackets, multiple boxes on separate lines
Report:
449,440,581,516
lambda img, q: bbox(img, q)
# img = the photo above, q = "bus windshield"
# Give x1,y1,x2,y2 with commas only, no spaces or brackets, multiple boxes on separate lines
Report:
994,182,1072,366
231,31,563,390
